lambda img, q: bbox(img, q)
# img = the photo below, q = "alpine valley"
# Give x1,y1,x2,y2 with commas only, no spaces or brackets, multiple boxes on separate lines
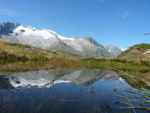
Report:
0,22,150,89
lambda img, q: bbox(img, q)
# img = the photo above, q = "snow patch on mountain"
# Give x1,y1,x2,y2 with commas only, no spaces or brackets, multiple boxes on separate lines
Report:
14,25,58,40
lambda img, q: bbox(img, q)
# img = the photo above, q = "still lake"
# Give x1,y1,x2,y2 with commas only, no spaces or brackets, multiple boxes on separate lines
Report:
0,69,149,113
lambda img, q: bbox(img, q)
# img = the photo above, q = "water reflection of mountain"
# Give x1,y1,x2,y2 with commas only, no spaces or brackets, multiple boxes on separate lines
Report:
0,69,121,88
0,70,149,113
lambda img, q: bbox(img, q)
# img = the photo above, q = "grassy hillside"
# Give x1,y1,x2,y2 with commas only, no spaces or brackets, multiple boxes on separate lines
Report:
0,39,51,63
0,39,81,71
119,43,150,63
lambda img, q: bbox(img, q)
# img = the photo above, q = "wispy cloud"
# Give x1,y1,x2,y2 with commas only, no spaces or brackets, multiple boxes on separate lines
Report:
121,11,130,20
0,8,18,17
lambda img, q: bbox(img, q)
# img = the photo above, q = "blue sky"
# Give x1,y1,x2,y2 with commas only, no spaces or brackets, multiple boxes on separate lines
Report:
0,0,150,48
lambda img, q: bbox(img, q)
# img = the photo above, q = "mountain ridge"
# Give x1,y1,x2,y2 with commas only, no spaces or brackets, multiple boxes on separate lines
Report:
0,22,121,58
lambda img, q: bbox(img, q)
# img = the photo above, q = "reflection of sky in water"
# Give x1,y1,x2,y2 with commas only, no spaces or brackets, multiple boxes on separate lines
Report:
0,69,149,113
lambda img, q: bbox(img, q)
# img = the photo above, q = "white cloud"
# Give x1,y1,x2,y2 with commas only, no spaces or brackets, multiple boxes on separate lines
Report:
0,8,18,17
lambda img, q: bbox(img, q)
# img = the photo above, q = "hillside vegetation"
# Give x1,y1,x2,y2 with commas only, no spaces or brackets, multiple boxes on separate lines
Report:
119,43,150,63
0,39,81,71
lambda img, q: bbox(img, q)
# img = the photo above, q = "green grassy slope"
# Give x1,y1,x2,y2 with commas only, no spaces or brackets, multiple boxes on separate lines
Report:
0,39,81,71
0,39,51,63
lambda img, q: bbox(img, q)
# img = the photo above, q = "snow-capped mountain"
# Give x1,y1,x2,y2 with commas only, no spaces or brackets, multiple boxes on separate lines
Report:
105,45,122,57
0,22,120,58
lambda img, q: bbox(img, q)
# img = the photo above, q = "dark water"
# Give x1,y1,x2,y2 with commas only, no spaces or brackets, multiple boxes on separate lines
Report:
0,69,149,113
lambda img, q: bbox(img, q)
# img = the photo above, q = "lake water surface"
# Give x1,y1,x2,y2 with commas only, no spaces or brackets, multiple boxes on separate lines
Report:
0,69,149,113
